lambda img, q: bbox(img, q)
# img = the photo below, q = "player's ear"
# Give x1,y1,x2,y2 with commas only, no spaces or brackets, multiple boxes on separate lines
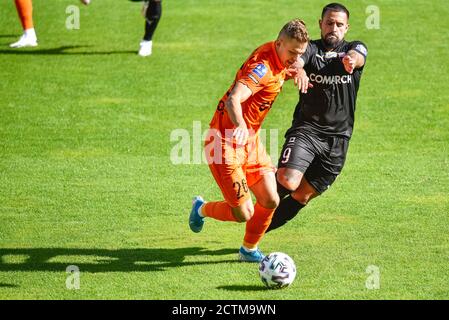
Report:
275,38,282,49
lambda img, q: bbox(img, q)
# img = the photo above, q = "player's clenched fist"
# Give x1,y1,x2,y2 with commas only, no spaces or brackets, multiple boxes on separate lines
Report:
294,68,313,94
233,125,249,146
342,55,355,74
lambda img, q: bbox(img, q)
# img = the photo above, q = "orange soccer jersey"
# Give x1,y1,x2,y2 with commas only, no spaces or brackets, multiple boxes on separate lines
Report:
209,41,286,138
205,41,287,207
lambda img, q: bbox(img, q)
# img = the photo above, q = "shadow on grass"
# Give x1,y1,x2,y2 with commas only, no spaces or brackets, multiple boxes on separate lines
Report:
217,285,268,292
0,45,137,55
0,283,19,288
0,247,237,273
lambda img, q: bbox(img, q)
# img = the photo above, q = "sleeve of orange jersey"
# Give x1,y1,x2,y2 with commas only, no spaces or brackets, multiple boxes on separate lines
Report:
237,62,272,95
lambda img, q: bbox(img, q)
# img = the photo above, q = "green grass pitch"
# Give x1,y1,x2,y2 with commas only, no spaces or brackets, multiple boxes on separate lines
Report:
0,0,448,299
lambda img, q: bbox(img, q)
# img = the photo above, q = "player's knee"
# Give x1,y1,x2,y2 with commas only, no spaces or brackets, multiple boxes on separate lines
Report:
258,194,280,209
277,171,300,192
232,205,254,222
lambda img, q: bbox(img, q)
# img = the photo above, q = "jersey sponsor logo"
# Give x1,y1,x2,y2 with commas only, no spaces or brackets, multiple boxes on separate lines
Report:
252,64,268,79
309,73,352,85
355,44,368,56
248,73,259,84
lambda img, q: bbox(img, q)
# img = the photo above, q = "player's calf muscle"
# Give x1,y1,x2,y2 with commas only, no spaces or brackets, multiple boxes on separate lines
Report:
291,182,318,205
291,191,314,205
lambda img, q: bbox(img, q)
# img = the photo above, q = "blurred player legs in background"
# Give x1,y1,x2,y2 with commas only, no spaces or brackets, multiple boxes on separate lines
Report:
10,0,36,48
139,0,162,57
10,0,91,48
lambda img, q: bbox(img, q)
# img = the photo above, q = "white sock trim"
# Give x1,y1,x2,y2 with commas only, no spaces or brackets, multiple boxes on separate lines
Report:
24,28,36,38
197,203,205,218
242,245,257,252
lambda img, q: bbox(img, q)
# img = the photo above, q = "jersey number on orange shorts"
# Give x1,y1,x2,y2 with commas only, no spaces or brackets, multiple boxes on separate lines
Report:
233,178,249,200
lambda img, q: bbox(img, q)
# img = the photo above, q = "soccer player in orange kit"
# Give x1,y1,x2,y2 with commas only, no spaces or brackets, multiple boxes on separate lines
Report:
189,19,310,262
10,0,91,48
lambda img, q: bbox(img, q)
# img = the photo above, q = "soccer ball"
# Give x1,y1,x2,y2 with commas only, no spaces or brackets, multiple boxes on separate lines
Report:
259,252,296,289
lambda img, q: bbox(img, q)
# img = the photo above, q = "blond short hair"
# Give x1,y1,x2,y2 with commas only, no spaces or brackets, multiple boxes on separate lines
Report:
278,19,310,43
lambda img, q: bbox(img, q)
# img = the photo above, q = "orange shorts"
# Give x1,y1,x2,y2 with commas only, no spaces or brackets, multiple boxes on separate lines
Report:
204,129,275,207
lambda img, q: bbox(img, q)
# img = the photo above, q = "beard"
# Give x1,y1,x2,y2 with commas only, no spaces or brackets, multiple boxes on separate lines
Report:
322,33,342,49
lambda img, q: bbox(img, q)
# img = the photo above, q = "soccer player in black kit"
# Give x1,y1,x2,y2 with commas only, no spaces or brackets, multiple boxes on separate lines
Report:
266,3,368,232
138,0,162,57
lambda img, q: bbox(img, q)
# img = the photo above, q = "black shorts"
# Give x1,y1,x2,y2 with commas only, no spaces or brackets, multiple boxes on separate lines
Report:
277,130,349,194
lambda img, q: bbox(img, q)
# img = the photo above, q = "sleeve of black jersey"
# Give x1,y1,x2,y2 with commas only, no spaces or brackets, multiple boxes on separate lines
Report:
349,41,368,65
300,41,314,66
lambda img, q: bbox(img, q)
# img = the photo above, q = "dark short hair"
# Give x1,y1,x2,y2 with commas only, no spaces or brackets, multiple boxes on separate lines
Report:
278,19,310,43
322,3,350,19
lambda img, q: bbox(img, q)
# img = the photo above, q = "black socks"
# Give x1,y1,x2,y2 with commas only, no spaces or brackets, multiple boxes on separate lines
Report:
266,195,305,232
143,1,162,41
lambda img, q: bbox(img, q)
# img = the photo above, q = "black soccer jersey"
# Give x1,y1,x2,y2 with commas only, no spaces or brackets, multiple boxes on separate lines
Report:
287,39,368,138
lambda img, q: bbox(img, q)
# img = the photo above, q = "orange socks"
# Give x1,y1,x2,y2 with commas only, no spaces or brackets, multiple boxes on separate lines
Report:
243,203,275,249
15,0,34,30
202,201,238,222
202,201,275,249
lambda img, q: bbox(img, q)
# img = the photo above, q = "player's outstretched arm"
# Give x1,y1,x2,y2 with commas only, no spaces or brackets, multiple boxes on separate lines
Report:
225,82,252,146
